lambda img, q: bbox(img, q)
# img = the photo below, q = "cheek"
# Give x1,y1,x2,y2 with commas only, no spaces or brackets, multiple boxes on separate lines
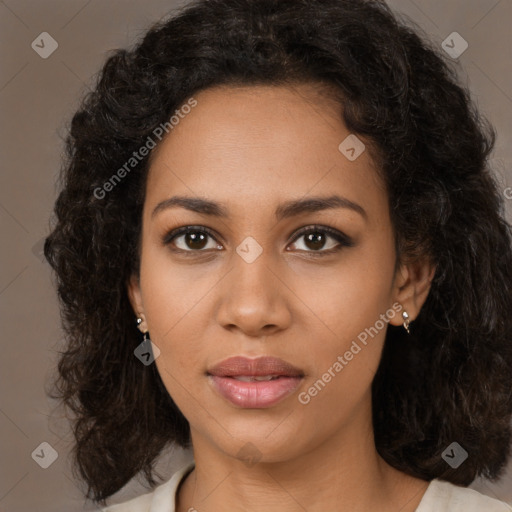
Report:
138,243,210,369
297,234,395,342
295,285,392,425
294,232,396,391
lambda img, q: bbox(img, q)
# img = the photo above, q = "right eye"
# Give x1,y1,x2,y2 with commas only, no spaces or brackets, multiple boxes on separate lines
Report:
162,226,224,253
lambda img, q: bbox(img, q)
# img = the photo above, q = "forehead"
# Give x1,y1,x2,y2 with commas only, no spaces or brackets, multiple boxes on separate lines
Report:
145,84,387,224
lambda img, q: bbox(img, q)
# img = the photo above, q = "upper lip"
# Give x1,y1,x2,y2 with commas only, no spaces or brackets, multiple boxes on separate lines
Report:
207,356,304,378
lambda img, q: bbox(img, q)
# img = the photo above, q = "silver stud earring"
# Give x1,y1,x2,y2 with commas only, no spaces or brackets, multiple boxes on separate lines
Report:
136,317,150,341
402,311,411,334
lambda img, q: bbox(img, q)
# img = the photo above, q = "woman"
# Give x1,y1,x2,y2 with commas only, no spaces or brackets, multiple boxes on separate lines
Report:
44,0,512,510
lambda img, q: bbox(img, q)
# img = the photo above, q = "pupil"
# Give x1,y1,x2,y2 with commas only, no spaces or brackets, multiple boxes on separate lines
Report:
306,232,325,250
187,232,207,249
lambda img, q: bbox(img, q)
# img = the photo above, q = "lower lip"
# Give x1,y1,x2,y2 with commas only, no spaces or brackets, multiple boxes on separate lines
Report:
209,375,303,408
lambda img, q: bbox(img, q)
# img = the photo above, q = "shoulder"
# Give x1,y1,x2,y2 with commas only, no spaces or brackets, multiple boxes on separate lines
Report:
416,479,511,512
101,492,153,512
101,461,195,512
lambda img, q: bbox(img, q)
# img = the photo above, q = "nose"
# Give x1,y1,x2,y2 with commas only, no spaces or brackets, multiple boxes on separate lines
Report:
214,250,292,338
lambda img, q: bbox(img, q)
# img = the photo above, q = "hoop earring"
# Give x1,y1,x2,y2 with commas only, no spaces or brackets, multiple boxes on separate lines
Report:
402,311,411,334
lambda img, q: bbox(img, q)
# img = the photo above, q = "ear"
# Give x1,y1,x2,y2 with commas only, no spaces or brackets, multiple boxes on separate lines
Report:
388,257,436,327
127,274,148,331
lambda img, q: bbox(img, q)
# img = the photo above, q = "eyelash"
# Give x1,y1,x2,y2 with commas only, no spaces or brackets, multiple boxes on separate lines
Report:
162,224,354,257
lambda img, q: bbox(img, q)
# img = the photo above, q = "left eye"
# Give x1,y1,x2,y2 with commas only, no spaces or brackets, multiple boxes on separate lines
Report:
288,226,354,254
163,225,353,255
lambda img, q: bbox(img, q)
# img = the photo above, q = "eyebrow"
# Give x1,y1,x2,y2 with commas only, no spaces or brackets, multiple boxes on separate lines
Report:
151,194,367,221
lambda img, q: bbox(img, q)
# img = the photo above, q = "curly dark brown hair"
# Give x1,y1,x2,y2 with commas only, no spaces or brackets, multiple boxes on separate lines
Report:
44,0,512,505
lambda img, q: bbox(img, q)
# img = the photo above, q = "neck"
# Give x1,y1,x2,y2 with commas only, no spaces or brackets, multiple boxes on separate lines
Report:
176,402,428,512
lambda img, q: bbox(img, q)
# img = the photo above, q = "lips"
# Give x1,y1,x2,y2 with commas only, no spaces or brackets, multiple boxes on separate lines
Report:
207,356,304,408
207,356,304,378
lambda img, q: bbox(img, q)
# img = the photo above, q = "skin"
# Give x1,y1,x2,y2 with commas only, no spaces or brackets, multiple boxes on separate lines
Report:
128,83,436,512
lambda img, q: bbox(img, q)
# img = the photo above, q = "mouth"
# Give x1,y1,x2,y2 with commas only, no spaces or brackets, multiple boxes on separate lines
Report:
227,375,282,381
206,356,304,408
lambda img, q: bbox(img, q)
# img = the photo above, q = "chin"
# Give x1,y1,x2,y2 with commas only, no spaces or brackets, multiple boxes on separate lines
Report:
212,415,310,462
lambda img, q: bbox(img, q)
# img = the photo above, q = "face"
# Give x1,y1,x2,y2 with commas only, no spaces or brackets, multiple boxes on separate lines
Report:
128,83,430,464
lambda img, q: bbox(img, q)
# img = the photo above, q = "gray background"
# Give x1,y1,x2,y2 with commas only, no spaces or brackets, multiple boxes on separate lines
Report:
0,0,511,510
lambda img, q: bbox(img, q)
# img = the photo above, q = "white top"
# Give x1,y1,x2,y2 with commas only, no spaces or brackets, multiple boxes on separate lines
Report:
101,461,511,512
